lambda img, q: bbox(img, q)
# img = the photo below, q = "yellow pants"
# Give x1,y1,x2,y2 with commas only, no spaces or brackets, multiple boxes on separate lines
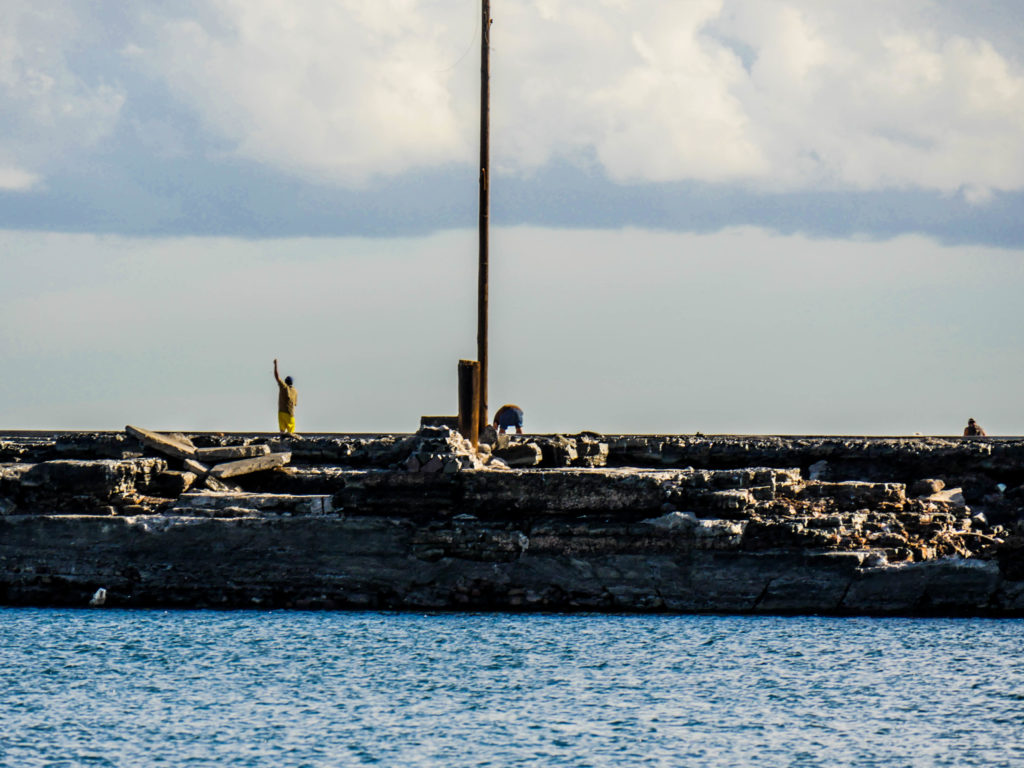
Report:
278,412,296,433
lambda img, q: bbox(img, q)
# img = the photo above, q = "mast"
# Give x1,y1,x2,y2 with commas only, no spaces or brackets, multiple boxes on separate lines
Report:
477,0,491,432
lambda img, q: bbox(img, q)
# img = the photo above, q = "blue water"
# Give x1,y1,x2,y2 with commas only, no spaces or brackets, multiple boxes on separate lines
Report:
1,610,1022,767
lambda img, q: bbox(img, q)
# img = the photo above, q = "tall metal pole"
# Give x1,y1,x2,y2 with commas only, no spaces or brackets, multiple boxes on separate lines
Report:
477,0,491,433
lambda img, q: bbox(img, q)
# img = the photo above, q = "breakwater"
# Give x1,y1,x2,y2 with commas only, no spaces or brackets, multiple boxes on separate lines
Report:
2,428,1023,615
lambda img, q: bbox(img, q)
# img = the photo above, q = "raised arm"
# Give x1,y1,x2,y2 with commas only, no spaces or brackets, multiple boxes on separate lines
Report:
273,358,283,386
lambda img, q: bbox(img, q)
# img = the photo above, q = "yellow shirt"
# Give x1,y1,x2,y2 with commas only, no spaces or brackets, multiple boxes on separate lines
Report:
278,382,298,415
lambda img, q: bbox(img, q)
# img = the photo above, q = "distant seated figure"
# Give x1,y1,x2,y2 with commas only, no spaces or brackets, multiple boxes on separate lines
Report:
493,403,524,435
963,418,987,437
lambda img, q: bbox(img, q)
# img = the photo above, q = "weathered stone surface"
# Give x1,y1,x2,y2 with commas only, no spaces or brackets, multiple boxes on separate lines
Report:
19,459,166,500
171,492,333,517
2,429,1024,614
194,445,271,461
125,425,196,460
208,452,292,479
911,478,946,496
148,470,197,497
183,458,210,476
492,443,543,468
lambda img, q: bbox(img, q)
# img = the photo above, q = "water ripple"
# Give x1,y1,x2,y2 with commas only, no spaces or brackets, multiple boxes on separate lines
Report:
1,611,1022,767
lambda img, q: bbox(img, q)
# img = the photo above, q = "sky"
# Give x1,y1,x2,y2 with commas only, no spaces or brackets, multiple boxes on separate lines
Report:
1,0,1023,435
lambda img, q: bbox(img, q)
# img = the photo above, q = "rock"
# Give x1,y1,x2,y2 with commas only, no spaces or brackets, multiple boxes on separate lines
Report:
208,452,292,479
642,510,698,530
194,445,271,461
928,488,967,508
911,478,946,497
706,489,754,511
89,587,107,607
172,492,333,516
204,476,242,492
576,437,609,468
420,415,459,430
183,458,210,476
808,460,829,481
147,470,197,497
543,436,578,467
491,443,542,468
478,425,499,446
125,425,196,460
19,459,166,500
420,456,444,474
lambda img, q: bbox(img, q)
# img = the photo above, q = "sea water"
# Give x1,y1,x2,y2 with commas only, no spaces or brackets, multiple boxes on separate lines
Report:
1,609,1021,767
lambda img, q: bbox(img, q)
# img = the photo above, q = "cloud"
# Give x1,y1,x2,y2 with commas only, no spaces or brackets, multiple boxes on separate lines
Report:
720,2,1024,199
0,166,41,191
1,0,1022,216
137,0,474,184
0,2,125,184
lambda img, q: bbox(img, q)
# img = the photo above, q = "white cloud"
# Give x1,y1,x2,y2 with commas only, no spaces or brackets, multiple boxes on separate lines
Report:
721,2,1024,198
0,166,41,191
130,0,1024,198
0,2,125,183
139,0,473,184
2,1,1021,199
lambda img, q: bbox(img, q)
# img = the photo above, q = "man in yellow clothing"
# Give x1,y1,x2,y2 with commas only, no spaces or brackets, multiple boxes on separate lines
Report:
273,358,298,434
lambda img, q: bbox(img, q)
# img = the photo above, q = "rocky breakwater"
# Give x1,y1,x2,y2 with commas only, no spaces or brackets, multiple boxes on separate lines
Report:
1,428,1022,614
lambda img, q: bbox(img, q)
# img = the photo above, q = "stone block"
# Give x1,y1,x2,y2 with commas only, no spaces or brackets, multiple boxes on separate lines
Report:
19,459,166,499
641,510,698,531
478,425,499,446
421,456,444,473
125,425,196,460
808,460,830,481
194,445,271,461
542,436,578,467
203,476,242,492
911,478,945,497
927,488,967,508
147,470,197,497
172,492,333,516
576,440,609,468
208,452,292,479
183,458,210,476
492,443,542,468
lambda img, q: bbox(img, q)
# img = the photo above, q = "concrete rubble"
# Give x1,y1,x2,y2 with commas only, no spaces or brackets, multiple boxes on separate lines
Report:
1,427,1022,614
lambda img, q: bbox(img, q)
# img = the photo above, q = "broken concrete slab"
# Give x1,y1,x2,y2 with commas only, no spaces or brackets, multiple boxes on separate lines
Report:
173,491,333,516
125,425,196,460
208,452,292,479
203,475,242,492
194,445,271,461
183,458,210,476
148,470,197,497
491,443,543,468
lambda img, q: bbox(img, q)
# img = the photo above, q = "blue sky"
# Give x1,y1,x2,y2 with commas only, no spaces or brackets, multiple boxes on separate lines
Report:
1,0,1023,434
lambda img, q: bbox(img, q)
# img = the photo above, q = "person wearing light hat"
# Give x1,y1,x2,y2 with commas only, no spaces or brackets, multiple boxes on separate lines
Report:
273,358,298,434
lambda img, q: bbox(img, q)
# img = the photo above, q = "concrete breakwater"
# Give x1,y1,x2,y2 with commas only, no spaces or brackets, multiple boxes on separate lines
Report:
2,428,1023,615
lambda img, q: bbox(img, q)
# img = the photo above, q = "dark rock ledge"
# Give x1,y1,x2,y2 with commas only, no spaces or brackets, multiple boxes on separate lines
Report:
1,428,1022,615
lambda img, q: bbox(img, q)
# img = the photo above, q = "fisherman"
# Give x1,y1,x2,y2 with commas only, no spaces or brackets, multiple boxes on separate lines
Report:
273,359,298,435
963,418,987,437
493,403,524,435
